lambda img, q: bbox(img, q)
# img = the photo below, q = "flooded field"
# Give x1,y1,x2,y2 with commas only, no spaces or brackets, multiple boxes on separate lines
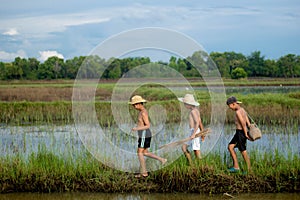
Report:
0,123,299,168
0,85,299,194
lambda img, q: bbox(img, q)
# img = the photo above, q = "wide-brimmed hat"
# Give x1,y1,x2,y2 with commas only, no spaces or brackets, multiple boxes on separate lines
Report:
226,96,242,105
178,94,199,106
128,95,147,105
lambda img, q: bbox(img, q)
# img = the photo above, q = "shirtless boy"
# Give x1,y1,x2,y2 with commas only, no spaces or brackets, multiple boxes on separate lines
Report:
226,96,251,172
178,94,204,165
129,95,167,178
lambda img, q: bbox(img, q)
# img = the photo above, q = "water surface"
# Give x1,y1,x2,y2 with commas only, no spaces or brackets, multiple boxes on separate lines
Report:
0,124,299,159
0,192,299,200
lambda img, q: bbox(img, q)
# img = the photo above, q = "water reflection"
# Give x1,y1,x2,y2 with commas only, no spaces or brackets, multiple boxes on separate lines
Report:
0,124,299,160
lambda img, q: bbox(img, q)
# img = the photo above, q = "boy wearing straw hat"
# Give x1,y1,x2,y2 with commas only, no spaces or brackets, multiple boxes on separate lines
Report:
226,96,251,173
129,95,167,178
178,94,204,165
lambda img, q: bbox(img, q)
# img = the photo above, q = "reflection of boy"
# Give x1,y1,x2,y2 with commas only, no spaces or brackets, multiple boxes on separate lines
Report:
129,95,167,178
226,96,251,173
178,94,204,165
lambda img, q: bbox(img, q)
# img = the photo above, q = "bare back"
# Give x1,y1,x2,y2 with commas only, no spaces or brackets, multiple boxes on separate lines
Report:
235,107,250,130
137,108,150,128
189,108,199,129
189,107,204,131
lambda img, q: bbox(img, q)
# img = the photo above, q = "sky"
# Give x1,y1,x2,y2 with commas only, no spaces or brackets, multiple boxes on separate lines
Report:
0,0,300,62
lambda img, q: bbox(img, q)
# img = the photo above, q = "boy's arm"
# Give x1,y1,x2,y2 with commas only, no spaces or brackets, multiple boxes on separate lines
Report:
199,113,204,131
190,109,200,139
198,113,205,141
246,113,251,127
236,111,250,140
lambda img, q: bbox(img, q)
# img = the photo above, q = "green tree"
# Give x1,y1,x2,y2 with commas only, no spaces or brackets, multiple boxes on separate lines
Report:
104,58,120,78
295,55,300,77
5,62,23,79
65,56,85,79
12,57,27,79
81,55,102,79
177,58,187,73
264,59,279,77
169,56,178,71
37,56,64,79
210,51,248,78
231,67,247,79
12,57,39,80
107,61,122,79
277,54,299,78
210,52,230,77
188,51,208,75
27,58,40,79
247,51,265,77
0,62,5,80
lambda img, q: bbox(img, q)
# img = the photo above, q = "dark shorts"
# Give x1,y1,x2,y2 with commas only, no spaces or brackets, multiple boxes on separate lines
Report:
229,129,247,152
138,129,152,148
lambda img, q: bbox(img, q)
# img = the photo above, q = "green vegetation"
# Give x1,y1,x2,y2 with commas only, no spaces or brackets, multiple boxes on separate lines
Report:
0,149,298,193
231,67,247,79
0,89,299,126
1,51,300,81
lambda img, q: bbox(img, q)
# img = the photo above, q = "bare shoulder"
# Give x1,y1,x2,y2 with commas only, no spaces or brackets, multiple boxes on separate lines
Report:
190,108,200,117
239,107,247,115
141,109,149,117
236,107,248,121
236,107,244,114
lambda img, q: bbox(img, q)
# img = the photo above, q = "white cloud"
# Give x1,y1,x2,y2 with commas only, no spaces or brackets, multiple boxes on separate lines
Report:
38,50,64,61
0,13,110,39
0,5,267,40
3,28,19,36
0,50,26,61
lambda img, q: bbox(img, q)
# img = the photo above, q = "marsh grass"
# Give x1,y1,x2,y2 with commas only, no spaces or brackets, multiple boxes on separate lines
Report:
0,123,298,193
0,93,298,126
0,79,299,125
0,148,298,193
0,102,73,124
227,92,300,126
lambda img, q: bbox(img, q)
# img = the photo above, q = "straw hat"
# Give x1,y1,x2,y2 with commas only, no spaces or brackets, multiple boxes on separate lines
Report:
128,95,147,105
178,94,199,106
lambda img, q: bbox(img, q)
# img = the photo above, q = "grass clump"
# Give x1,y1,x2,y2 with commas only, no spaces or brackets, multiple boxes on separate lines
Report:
0,149,299,194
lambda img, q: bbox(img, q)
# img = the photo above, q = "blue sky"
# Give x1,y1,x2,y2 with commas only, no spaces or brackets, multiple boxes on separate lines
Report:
0,0,299,62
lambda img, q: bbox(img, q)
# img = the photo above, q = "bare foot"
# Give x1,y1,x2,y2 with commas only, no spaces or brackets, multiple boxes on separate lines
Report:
135,173,148,178
161,158,167,165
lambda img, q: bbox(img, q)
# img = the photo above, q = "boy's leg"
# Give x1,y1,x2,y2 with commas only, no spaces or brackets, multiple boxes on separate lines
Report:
137,148,147,175
182,144,192,165
143,149,167,164
241,150,251,172
192,137,202,159
228,144,239,169
194,150,202,159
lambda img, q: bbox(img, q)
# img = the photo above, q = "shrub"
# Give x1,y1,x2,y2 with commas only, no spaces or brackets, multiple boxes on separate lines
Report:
231,67,247,79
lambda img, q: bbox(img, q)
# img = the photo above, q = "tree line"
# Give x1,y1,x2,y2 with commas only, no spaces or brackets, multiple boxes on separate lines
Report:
0,51,299,80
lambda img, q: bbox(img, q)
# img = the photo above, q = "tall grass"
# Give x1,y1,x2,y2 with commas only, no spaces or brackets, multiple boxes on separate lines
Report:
0,94,299,126
0,102,73,124
0,148,298,193
0,122,298,193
